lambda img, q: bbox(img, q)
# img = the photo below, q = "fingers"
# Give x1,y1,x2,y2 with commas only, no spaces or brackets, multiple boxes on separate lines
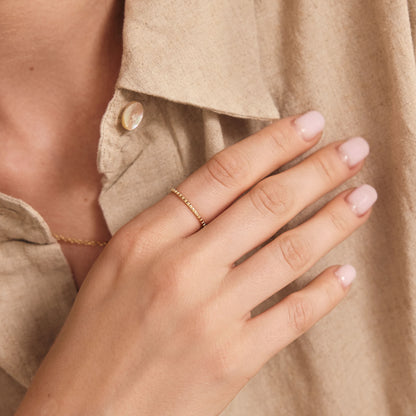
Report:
220,185,377,319
240,264,356,376
190,136,370,268
127,111,325,239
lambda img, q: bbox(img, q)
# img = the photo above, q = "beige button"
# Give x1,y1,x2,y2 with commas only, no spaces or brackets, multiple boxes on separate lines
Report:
121,101,144,131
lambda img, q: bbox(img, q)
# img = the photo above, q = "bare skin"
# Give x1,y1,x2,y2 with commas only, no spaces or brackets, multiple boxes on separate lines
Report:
0,0,125,290
3,2,378,415
14,111,376,415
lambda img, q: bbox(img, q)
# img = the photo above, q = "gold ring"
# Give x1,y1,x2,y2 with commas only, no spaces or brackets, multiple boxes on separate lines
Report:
170,187,207,228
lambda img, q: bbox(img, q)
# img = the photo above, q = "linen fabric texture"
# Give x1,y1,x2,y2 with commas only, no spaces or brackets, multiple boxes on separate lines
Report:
1,1,415,415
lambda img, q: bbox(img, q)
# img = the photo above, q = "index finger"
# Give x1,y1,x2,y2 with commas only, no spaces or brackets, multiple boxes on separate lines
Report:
135,110,325,238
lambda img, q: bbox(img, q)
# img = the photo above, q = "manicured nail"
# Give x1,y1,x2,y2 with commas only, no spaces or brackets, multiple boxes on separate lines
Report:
337,137,370,168
293,110,325,141
345,184,378,216
335,264,356,288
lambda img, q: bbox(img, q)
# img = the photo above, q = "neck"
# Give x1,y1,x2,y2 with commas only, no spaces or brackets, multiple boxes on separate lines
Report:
0,0,125,142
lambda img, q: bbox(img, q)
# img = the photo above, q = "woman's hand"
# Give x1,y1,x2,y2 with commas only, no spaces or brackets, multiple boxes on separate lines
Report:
15,110,376,416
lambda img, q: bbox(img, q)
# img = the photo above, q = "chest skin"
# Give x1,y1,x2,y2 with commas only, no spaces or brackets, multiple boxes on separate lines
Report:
0,130,112,291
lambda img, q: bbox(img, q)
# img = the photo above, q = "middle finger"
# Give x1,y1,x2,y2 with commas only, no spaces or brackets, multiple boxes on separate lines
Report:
190,136,370,267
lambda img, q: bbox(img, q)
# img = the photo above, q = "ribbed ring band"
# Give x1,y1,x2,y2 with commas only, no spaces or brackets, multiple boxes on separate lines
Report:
170,187,207,228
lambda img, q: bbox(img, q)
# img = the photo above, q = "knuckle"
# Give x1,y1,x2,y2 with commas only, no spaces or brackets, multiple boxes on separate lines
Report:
152,248,191,298
278,233,312,272
153,262,182,299
249,179,292,217
327,208,351,234
286,293,314,333
187,305,216,339
111,225,162,263
267,125,292,155
188,305,247,383
208,338,242,382
110,226,138,257
206,149,251,190
312,154,335,185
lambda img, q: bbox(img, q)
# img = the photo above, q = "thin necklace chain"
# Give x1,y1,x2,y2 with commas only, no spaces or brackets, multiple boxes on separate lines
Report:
52,233,109,247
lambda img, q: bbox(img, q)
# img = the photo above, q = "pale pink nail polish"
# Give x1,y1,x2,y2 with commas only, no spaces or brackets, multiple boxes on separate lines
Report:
293,110,325,141
345,184,378,216
335,264,356,288
337,137,370,168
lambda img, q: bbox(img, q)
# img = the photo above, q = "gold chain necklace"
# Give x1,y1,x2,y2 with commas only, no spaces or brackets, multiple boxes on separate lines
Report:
52,233,109,247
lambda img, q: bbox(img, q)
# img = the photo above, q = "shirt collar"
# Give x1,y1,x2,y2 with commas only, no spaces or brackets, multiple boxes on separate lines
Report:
0,0,281,244
118,0,280,120
0,192,52,244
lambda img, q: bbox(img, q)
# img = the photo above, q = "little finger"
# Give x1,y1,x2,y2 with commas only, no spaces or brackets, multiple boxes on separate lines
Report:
240,263,357,376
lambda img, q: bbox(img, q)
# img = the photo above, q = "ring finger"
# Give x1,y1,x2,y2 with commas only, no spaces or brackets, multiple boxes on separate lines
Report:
126,111,325,238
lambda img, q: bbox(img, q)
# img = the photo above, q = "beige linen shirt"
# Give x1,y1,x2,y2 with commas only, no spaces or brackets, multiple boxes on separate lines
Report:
1,1,415,414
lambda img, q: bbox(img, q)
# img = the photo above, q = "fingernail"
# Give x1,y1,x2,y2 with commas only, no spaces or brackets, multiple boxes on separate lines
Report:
337,137,370,168
335,264,357,288
293,110,325,141
345,184,378,216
